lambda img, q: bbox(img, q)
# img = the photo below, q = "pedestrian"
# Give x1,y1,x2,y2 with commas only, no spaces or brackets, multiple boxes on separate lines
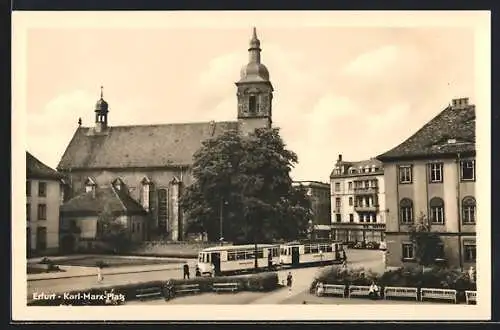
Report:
96,266,103,283
316,282,325,297
286,271,293,292
195,266,201,277
183,263,190,279
268,250,273,270
368,281,380,300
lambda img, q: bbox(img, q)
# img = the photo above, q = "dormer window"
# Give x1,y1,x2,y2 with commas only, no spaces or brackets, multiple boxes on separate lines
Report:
84,177,96,193
112,178,125,191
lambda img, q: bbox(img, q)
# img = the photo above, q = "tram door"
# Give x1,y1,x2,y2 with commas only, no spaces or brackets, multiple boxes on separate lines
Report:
291,246,300,267
211,252,221,275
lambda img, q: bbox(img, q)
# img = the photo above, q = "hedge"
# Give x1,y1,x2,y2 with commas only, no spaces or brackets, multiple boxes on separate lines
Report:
27,272,279,306
311,265,477,302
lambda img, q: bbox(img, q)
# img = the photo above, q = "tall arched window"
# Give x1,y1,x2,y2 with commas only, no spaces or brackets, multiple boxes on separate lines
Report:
462,196,476,224
399,198,414,224
429,197,445,224
249,95,257,113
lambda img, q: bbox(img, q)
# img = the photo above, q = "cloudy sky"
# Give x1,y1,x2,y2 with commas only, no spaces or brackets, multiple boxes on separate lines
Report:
22,12,478,182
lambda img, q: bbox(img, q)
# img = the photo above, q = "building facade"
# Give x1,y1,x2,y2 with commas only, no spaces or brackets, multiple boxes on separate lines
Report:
377,97,476,270
329,155,386,243
26,151,64,256
57,28,274,241
60,180,148,252
292,181,331,239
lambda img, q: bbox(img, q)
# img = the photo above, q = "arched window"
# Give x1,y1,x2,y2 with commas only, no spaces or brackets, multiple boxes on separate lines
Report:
462,196,476,224
429,197,445,224
249,95,257,113
399,198,413,224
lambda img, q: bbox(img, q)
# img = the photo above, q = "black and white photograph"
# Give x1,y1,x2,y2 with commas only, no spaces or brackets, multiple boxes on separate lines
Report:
12,10,490,321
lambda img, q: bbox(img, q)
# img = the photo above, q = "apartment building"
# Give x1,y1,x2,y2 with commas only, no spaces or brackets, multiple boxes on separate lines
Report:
329,155,386,243
26,151,64,256
292,181,331,239
376,97,476,270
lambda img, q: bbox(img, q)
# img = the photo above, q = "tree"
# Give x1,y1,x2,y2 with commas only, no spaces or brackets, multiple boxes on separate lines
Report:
98,204,131,253
408,212,444,267
180,127,311,244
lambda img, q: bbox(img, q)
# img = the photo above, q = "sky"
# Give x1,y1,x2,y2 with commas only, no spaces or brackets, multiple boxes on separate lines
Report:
24,13,476,183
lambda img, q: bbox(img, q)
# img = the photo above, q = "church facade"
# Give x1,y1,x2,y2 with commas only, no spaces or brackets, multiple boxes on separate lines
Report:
57,28,274,241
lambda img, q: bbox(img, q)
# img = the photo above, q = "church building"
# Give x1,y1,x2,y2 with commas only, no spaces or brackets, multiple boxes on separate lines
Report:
57,28,274,242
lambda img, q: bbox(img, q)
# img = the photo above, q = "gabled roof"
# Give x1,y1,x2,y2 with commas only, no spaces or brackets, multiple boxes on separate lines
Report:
60,185,146,216
57,121,239,170
329,157,383,178
27,151,63,180
377,102,476,161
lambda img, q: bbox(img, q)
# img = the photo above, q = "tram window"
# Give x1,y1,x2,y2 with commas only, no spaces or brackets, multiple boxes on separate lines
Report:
246,251,255,260
311,245,319,253
281,248,286,255
304,245,311,254
227,252,236,261
325,245,333,252
272,248,279,257
199,254,203,262
257,250,264,258
236,252,246,260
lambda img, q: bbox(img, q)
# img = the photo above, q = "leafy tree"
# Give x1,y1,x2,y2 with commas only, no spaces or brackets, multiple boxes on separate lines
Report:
408,212,444,267
97,204,131,253
180,127,311,243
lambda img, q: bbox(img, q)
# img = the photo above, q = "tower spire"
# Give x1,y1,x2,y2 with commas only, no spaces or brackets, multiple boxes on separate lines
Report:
248,27,261,64
100,85,104,99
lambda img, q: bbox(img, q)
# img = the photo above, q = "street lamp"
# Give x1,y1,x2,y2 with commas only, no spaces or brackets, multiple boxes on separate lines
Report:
219,198,228,246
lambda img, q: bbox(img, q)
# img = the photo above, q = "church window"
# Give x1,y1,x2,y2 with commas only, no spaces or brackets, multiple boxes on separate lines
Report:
158,189,169,233
141,178,152,211
249,95,257,113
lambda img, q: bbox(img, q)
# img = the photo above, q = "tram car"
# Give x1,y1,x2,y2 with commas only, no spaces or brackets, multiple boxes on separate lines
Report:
197,244,281,276
279,240,343,267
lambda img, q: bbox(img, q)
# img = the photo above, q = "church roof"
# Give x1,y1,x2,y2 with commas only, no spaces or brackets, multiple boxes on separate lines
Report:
57,121,239,170
60,185,146,216
377,100,475,161
27,151,63,180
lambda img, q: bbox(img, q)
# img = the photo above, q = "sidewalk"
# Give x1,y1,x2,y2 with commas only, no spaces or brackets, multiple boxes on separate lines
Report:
28,260,197,281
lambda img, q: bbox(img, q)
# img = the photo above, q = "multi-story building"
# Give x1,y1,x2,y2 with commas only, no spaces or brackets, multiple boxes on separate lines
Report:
292,181,331,239
26,151,64,256
377,97,476,270
329,155,386,243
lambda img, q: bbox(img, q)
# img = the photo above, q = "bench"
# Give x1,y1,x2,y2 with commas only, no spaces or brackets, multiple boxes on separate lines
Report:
465,290,477,305
135,286,163,300
348,285,371,298
420,288,457,304
384,286,418,301
175,284,201,295
212,282,239,293
322,284,346,298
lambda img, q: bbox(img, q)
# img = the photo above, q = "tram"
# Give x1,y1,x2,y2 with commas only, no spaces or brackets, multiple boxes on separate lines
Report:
279,240,343,267
197,244,281,276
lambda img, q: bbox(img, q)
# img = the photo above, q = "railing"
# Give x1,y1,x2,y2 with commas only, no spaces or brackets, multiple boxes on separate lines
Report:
354,205,379,212
353,187,378,195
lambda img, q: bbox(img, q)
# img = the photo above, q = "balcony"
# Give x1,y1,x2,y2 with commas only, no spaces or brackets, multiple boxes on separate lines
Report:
354,205,379,212
353,187,378,195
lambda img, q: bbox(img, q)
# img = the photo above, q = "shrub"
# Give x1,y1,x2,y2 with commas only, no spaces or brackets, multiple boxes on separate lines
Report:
169,272,279,292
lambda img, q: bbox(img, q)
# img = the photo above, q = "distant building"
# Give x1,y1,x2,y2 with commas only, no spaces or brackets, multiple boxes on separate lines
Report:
59,180,148,252
26,151,64,256
292,181,331,239
377,97,476,270
56,28,275,241
329,155,386,243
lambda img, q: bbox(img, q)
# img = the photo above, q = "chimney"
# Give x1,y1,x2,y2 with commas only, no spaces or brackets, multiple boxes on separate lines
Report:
451,97,469,110
338,154,343,162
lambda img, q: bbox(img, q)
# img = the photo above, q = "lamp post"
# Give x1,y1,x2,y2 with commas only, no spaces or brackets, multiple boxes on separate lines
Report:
219,198,227,246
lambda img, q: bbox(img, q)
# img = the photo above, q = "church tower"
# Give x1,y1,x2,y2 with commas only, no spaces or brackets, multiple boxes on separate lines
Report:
236,27,274,136
94,86,109,133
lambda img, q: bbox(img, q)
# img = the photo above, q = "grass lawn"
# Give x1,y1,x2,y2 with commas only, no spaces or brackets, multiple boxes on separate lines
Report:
54,256,185,268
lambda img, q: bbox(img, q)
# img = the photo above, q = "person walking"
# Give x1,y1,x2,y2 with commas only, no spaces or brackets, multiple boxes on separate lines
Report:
341,248,348,268
195,266,201,277
96,266,103,283
286,272,293,292
183,263,190,279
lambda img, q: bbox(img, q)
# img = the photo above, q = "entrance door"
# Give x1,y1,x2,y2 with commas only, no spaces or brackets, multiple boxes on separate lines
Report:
291,246,300,267
211,252,221,275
